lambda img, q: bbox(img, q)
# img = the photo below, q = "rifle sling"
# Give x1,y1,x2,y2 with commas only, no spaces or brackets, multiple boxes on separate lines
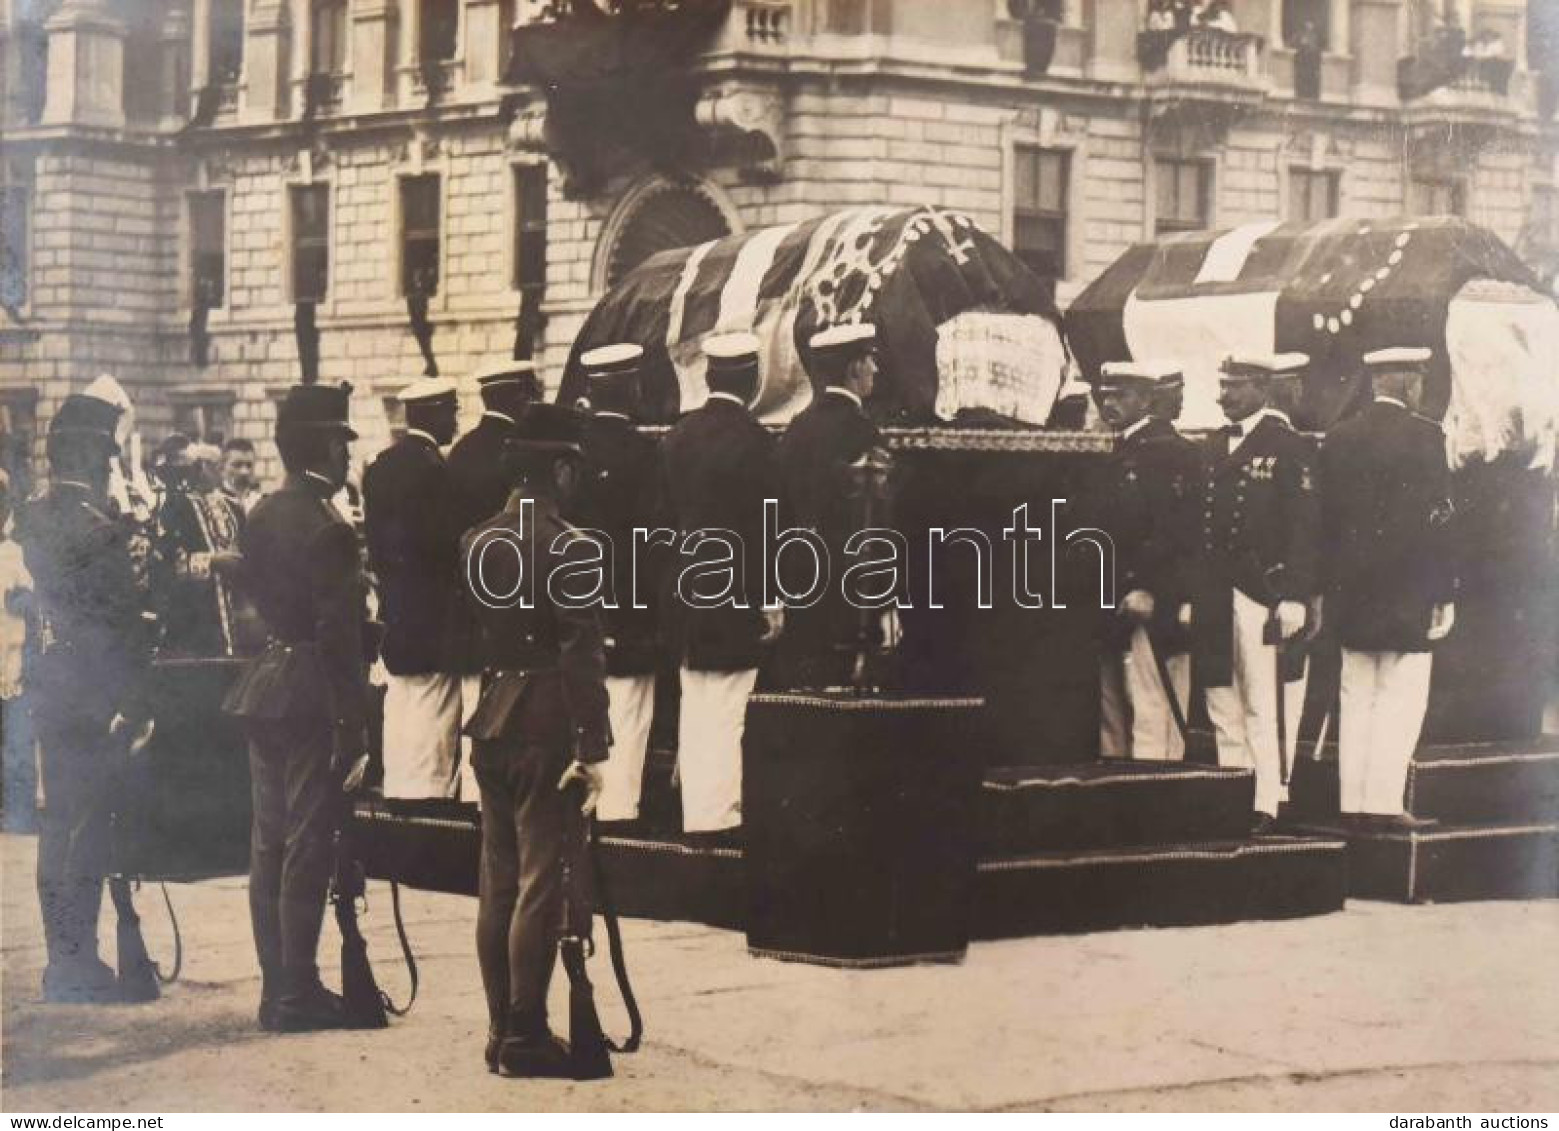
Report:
588,823,643,1054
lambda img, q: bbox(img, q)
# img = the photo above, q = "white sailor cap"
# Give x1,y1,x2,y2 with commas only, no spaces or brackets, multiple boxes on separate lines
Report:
471,358,541,389
1362,346,1433,368
580,342,644,376
1097,359,1184,386
1220,351,1310,379
809,322,878,356
704,331,761,368
397,376,459,405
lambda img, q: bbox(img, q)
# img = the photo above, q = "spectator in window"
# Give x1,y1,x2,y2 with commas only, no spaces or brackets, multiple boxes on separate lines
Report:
1198,0,1239,34
1147,0,1177,32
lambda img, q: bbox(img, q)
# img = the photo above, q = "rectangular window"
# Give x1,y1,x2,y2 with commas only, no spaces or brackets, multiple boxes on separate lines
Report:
513,164,548,293
0,184,29,314
210,0,245,86
189,191,226,308
1288,168,1339,222
1013,145,1069,278
290,184,330,303
1410,178,1465,217
400,174,441,297
312,0,349,75
420,0,460,63
1155,158,1211,234
172,397,234,446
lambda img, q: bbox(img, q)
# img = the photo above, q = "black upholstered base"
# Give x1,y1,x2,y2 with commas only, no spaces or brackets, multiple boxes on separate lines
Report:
982,762,1253,854
974,835,1348,938
1301,820,1559,904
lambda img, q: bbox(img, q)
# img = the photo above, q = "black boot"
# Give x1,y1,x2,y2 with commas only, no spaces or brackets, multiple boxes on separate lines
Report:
498,1009,571,1079
485,1026,504,1075
275,972,346,1033
43,956,118,1004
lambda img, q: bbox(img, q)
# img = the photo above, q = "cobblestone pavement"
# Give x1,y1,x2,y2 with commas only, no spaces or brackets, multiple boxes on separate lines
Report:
3,833,1556,1112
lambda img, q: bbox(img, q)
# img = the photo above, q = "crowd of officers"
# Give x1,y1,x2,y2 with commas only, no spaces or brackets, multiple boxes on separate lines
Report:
13,320,1456,1077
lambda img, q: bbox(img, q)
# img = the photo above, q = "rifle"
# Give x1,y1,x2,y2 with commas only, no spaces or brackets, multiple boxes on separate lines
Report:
108,718,182,1004
332,756,388,1030
559,794,643,1082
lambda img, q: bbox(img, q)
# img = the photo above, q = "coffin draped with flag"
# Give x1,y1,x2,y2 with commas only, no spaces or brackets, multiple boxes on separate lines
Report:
557,205,1067,426
1066,216,1559,471
1071,216,1559,744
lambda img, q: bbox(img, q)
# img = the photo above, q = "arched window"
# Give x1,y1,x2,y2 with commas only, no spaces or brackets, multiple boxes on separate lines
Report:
602,180,733,288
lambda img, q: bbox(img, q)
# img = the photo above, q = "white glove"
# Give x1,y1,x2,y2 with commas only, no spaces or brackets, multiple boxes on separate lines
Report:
1121,590,1155,624
1178,603,1193,629
558,760,604,816
1276,600,1307,641
1428,602,1456,642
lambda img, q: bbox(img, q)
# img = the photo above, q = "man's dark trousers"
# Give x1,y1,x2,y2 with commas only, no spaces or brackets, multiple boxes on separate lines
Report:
246,717,336,998
35,713,114,968
474,737,569,1041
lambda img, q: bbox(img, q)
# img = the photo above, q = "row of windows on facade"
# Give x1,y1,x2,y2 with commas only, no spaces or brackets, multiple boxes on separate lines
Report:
0,156,1503,317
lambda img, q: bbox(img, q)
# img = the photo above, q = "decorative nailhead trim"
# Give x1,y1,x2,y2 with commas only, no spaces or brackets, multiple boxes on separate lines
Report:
748,694,985,711
979,838,1346,872
748,946,965,969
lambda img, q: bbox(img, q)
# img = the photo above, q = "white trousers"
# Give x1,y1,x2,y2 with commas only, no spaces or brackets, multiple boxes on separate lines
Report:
677,666,757,833
459,673,483,805
1339,648,1433,816
597,673,656,822
1204,589,1308,817
1100,626,1190,762
381,672,462,800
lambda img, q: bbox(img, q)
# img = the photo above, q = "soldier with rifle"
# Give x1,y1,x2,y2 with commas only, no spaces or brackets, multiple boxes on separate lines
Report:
1088,360,1200,761
1191,353,1321,832
222,383,378,1032
19,393,157,1003
460,403,611,1078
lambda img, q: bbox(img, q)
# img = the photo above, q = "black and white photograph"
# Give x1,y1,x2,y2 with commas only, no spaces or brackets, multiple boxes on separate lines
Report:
0,0,1557,1116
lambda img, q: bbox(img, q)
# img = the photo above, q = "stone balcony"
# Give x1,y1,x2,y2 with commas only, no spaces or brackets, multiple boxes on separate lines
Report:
1143,28,1267,93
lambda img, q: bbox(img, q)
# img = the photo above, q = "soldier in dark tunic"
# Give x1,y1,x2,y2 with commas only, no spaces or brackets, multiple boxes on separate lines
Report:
1192,353,1322,831
1321,347,1457,830
1088,360,1200,761
19,394,156,1003
776,322,884,689
446,360,544,795
363,377,463,800
222,384,370,1032
659,332,781,835
574,343,664,824
459,404,610,1078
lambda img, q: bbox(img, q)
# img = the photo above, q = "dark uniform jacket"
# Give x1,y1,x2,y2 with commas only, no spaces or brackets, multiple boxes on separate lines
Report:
1321,399,1456,653
150,486,244,658
576,413,662,677
1192,411,1322,686
363,433,461,675
19,482,154,731
222,473,370,742
775,389,882,678
459,495,610,763
659,395,777,672
445,412,520,674
1091,417,1200,654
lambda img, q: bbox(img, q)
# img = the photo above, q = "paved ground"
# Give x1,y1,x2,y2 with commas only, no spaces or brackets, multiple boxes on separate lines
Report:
3,832,1556,1113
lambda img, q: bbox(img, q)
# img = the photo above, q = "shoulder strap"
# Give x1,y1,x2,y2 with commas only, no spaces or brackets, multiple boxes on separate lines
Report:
589,822,643,1053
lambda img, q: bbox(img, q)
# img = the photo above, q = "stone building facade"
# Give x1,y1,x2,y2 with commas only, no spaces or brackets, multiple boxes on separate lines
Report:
0,0,1554,483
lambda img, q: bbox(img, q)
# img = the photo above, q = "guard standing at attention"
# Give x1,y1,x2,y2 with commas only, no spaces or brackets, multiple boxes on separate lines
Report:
20,393,156,1003
460,404,610,1078
223,383,371,1031
575,343,664,825
776,322,883,689
1321,347,1456,830
363,377,463,800
1089,359,1200,761
659,332,781,836
1191,353,1321,832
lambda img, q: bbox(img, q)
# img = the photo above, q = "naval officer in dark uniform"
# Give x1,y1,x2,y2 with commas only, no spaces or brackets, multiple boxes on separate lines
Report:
363,377,463,800
20,393,156,1003
1088,359,1200,761
776,322,883,689
1322,346,1456,830
575,343,664,824
1192,353,1321,831
447,360,544,796
223,383,371,1031
659,332,781,834
459,404,611,1078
